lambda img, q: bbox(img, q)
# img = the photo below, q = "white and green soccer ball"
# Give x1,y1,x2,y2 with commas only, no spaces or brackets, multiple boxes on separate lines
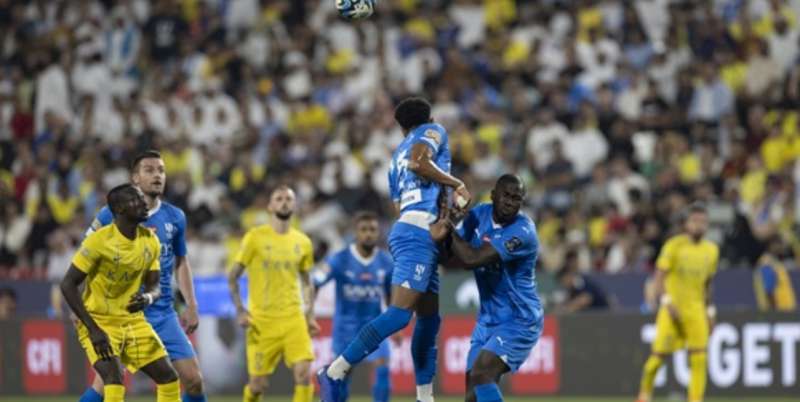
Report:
335,0,375,20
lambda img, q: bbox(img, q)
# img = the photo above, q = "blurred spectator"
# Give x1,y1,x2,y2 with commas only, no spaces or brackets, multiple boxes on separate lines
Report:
0,287,16,320
555,250,611,313
753,236,797,312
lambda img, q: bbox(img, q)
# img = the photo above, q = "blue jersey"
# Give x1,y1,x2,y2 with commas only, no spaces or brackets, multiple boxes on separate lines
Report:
314,244,393,338
89,200,188,317
456,203,542,326
388,123,451,217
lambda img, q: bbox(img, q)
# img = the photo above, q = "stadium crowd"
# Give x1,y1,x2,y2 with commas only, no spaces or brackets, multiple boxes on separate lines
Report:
1,0,800,282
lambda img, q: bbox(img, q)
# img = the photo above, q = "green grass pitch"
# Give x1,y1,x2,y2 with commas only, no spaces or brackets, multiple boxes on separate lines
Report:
1,397,797,402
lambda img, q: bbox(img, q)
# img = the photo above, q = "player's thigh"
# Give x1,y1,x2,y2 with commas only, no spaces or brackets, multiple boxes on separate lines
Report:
139,356,179,384
652,307,681,354
120,317,169,374
76,318,125,367
148,312,197,361
684,311,710,350
246,319,284,377
388,223,439,294
478,321,540,375
283,316,315,369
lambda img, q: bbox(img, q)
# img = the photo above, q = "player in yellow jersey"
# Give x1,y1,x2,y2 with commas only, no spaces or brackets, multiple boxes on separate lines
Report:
637,203,719,402
228,185,318,402
60,184,181,402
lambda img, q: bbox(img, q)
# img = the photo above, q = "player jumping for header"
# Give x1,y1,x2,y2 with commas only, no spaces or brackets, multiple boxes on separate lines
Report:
318,96,471,402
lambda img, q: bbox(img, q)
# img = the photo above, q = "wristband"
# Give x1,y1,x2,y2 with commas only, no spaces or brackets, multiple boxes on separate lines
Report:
144,293,154,306
660,294,672,306
706,305,717,319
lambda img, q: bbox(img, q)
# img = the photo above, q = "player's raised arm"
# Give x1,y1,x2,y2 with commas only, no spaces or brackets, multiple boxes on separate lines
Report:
60,265,112,360
407,142,471,206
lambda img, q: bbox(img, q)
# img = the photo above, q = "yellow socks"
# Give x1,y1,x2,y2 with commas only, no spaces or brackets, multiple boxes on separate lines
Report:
638,354,664,401
156,380,180,402
104,384,125,402
689,352,708,402
292,384,314,402
244,385,262,402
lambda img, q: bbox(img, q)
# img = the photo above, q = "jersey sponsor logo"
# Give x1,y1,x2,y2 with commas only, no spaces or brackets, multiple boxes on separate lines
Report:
505,236,522,252
342,284,384,300
359,272,373,281
400,189,422,209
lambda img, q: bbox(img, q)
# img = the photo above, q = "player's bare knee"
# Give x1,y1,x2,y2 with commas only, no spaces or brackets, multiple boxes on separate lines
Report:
293,362,312,384
180,370,204,394
468,366,495,385
249,376,268,394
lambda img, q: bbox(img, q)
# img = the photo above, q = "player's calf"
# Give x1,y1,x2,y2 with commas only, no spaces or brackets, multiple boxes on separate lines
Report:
140,357,181,402
292,361,314,402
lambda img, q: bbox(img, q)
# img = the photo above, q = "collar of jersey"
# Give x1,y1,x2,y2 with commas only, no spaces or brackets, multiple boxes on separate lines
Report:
349,243,377,266
147,198,162,218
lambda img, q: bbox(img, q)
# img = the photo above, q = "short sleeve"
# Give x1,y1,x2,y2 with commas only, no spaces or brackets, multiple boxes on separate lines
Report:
656,238,677,272
489,221,537,262
234,230,255,267
388,166,400,203
72,235,101,273
412,127,445,154
314,253,340,288
173,209,188,257
85,206,113,237
300,237,314,273
708,244,719,276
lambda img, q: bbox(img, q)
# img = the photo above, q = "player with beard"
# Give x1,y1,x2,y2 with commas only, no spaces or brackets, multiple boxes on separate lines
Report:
228,185,318,402
312,211,394,402
81,151,206,402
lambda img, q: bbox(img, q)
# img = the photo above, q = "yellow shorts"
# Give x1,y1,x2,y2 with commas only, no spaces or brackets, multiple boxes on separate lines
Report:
76,314,167,373
652,306,709,354
246,315,315,376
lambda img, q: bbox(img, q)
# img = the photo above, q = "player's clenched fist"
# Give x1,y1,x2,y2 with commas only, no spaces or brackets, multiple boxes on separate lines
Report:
89,327,113,360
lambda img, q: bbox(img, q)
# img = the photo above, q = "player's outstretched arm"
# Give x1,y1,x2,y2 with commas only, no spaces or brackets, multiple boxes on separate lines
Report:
127,270,160,313
227,263,250,327
60,265,113,360
175,255,199,333
408,143,471,204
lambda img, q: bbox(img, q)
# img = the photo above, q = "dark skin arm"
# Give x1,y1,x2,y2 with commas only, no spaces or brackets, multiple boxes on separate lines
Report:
408,143,471,202
450,233,502,270
60,265,112,360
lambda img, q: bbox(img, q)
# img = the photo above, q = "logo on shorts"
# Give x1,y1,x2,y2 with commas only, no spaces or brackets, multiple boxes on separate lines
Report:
414,264,426,281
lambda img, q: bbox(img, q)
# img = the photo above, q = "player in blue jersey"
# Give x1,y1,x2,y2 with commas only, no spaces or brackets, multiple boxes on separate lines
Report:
79,151,206,402
319,97,471,402
436,174,543,402
313,211,394,402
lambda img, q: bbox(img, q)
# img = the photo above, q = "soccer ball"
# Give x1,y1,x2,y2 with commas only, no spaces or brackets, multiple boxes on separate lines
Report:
335,0,375,20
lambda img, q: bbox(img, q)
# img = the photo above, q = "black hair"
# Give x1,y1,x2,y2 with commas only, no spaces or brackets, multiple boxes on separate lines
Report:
686,201,708,217
354,210,379,224
131,150,162,172
495,174,524,192
0,287,16,300
107,183,137,216
394,97,432,131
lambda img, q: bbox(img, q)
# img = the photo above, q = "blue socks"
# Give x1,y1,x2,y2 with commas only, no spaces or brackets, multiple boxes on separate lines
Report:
182,393,207,402
342,306,413,365
373,365,391,402
79,388,103,402
411,314,441,386
475,383,503,402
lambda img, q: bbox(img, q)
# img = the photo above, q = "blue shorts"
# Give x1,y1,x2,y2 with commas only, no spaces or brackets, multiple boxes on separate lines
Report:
467,319,542,373
333,334,390,363
146,311,196,361
388,222,439,294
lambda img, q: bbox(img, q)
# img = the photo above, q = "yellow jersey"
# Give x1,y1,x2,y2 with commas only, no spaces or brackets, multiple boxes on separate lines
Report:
71,224,161,318
656,234,719,311
235,224,314,320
